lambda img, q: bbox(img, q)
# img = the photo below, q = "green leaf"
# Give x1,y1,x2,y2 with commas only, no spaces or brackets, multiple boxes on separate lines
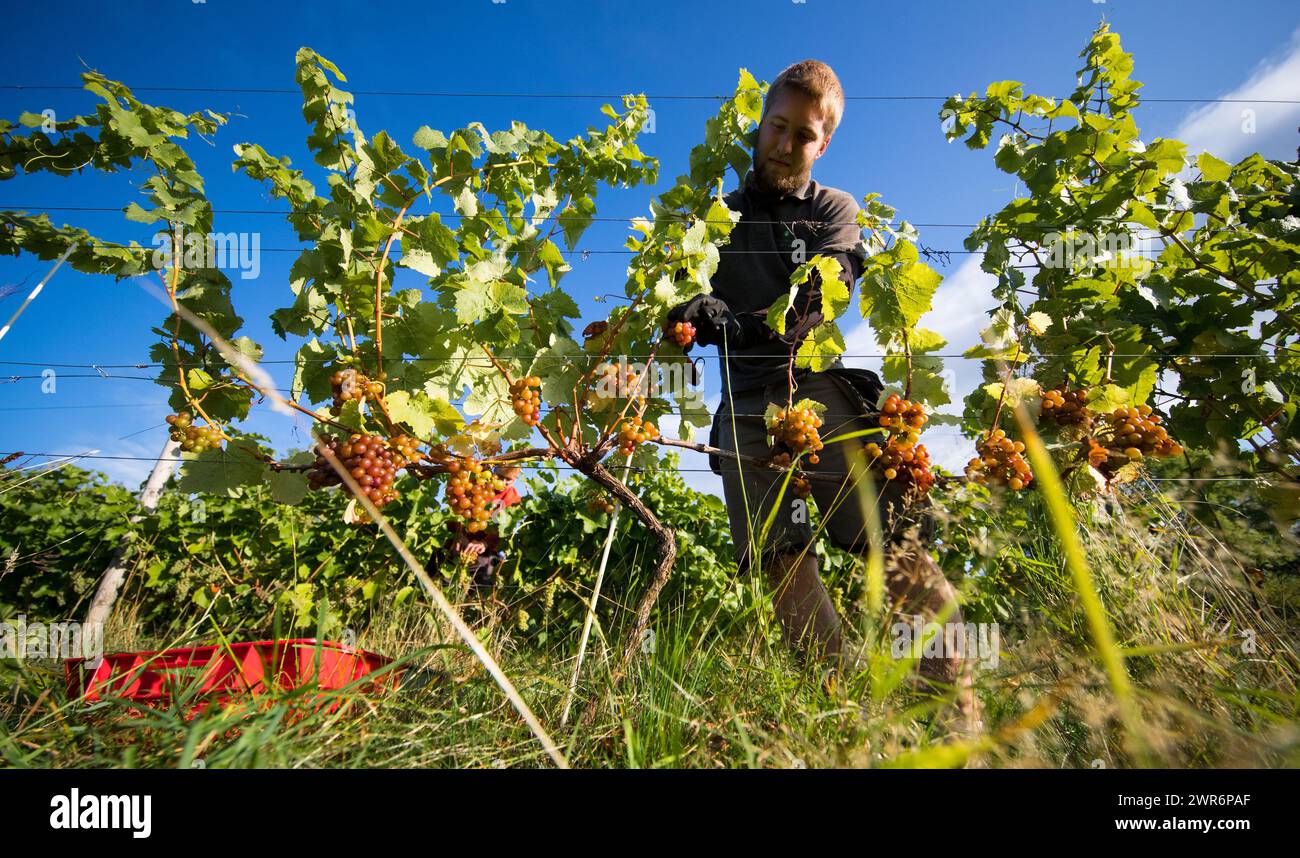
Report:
766,284,799,335
175,445,267,497
1086,384,1131,414
454,185,479,217
384,389,445,440
413,125,448,150
186,368,215,391
268,453,313,505
1196,151,1231,182
795,322,845,373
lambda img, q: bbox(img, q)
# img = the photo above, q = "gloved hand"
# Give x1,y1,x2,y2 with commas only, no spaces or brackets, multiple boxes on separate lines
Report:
667,294,758,349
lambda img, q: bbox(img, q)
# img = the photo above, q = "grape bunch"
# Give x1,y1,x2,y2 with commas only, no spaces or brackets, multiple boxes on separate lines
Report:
587,493,617,515
664,320,696,348
862,394,936,495
1100,405,1183,462
588,362,647,410
864,438,936,495
766,405,824,464
965,428,1034,490
510,375,543,426
877,394,927,447
444,458,506,534
617,418,660,456
166,412,223,452
390,434,424,465
329,368,384,416
1039,385,1093,429
307,434,405,513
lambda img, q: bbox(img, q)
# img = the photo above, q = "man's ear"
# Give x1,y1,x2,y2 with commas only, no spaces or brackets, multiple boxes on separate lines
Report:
814,132,832,160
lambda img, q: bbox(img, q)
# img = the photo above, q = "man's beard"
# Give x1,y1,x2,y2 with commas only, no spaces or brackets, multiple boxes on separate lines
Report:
752,150,810,197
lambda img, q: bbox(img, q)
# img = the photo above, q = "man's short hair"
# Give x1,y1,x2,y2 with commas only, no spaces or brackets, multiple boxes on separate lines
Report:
763,60,846,139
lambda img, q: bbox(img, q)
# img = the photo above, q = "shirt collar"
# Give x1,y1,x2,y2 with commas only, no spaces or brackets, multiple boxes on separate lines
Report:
743,168,815,204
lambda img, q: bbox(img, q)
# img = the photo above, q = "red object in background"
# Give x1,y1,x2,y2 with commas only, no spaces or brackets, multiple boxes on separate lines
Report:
492,484,521,510
64,639,399,718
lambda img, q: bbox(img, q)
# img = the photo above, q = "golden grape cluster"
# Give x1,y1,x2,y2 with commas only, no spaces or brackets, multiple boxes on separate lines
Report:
510,375,542,426
329,368,384,416
864,394,935,495
864,438,936,494
767,405,824,464
444,458,507,533
966,428,1034,490
1100,404,1183,462
664,320,696,348
765,450,813,498
587,493,617,515
166,412,223,452
389,434,424,465
587,361,647,411
307,434,406,514
617,418,660,456
877,394,927,446
1039,385,1093,429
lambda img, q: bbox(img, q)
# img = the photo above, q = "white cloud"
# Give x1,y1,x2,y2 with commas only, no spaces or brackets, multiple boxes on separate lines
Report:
1173,27,1300,164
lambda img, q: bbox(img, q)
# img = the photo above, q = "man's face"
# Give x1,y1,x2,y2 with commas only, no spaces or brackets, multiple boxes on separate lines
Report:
754,86,832,196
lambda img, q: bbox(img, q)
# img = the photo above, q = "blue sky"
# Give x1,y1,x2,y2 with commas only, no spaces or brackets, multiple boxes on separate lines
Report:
1,0,1298,496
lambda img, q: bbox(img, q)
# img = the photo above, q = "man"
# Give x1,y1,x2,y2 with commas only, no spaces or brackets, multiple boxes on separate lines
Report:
667,60,980,735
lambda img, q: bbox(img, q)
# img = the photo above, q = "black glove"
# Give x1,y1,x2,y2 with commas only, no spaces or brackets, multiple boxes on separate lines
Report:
667,295,763,349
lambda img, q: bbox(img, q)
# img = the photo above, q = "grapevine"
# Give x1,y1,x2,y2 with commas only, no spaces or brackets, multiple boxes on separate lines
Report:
766,404,824,464
166,412,223,453
443,458,507,534
965,428,1034,491
617,418,660,456
510,376,543,426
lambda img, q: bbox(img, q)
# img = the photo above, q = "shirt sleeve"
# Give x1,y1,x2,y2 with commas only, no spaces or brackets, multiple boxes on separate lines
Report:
811,190,866,256
779,190,866,341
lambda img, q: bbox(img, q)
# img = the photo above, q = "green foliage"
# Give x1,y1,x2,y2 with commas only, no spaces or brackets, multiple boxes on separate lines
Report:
0,457,746,645
492,453,754,643
943,22,1299,486
0,468,138,620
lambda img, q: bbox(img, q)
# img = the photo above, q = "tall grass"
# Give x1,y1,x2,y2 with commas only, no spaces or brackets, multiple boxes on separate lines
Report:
2,477,1298,768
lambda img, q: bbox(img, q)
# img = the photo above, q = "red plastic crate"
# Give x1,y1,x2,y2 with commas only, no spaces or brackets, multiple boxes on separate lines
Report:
64,639,400,717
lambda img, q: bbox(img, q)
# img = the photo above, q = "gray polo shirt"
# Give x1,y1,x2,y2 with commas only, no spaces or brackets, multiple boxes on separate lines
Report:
707,168,866,394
